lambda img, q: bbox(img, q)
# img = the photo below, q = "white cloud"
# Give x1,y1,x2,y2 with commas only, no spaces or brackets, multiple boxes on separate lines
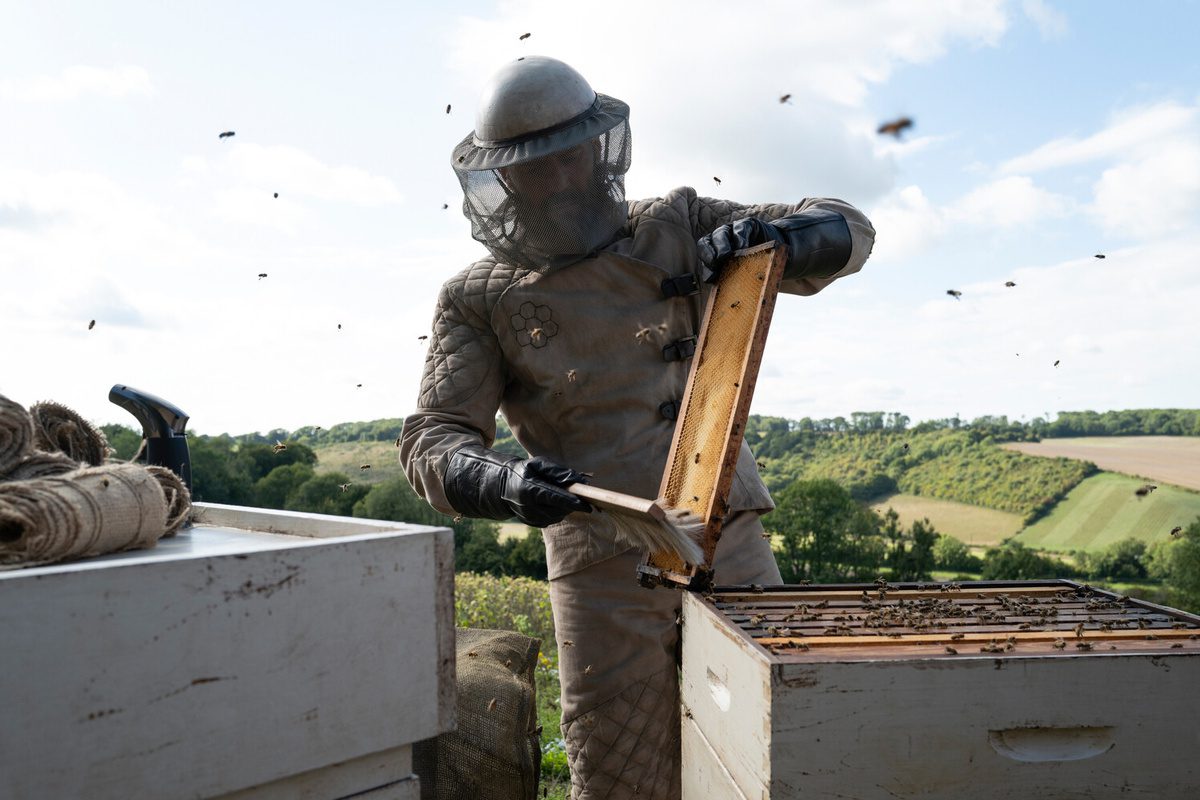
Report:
756,236,1200,423
0,65,153,102
947,175,1071,227
1091,139,1200,236
1000,101,1198,174
183,143,404,209
866,185,946,262
1022,0,1068,40
446,0,1009,204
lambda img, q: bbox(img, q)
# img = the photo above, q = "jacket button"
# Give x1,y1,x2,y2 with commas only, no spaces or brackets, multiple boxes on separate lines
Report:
659,400,680,421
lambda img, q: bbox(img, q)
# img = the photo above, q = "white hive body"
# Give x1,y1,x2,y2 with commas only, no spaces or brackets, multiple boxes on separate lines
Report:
681,581,1200,799
0,503,456,800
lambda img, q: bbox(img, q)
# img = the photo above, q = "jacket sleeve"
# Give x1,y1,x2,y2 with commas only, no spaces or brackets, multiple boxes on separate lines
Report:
689,193,875,296
399,281,507,515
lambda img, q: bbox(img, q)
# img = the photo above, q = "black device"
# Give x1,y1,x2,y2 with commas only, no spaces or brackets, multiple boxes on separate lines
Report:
108,384,192,491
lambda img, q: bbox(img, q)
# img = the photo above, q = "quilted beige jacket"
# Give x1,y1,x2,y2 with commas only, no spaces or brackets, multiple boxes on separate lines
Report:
401,187,874,578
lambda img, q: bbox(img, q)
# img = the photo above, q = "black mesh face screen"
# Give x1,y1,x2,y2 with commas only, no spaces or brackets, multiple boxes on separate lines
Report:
455,119,632,268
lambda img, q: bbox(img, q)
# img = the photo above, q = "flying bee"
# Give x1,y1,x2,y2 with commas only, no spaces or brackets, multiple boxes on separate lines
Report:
359,464,371,470
519,32,531,40
338,483,351,493
561,640,574,647
1094,253,1106,259
730,300,741,309
583,664,593,675
876,116,913,138
257,273,267,279
445,104,451,114
757,460,767,469
1170,526,1183,537
779,93,792,104
1005,281,1016,287
88,319,96,330
442,203,448,210
713,176,722,185
418,335,428,341
272,441,287,454
634,326,652,343
566,369,577,382
529,327,544,344
356,383,363,388
467,651,478,658
946,289,962,300
218,131,235,138
1053,360,1060,367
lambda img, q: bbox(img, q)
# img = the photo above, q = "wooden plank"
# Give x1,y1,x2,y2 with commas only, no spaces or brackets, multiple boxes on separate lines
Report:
756,628,1200,647
642,242,787,585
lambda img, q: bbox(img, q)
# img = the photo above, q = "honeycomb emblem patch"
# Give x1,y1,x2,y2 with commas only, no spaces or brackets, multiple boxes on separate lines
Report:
510,301,558,348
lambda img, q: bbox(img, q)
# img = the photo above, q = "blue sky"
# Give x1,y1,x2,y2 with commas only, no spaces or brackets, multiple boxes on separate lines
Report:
2,1,1198,435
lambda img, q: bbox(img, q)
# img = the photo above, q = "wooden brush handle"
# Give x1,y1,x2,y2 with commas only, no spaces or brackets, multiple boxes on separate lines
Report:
568,483,665,522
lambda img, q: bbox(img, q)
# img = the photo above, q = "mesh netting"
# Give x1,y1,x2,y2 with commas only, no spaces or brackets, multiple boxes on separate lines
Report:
453,119,631,269
413,628,542,800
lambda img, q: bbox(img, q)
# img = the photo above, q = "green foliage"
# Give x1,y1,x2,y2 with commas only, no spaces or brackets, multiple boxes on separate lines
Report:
455,572,556,645
1045,409,1200,437
934,535,983,573
768,479,887,582
980,542,1078,580
1145,518,1200,613
1079,538,1150,582
188,434,256,504
238,441,317,483
890,517,938,581
286,471,368,516
99,423,141,460
253,463,316,510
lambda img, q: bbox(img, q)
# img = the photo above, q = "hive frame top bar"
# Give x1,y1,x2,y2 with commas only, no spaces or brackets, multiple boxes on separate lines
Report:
698,579,1200,663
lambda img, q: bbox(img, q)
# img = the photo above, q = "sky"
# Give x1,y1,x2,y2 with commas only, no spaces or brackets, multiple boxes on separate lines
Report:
1,0,1198,437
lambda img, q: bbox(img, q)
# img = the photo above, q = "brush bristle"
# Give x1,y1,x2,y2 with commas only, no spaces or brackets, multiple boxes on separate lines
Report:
600,501,704,565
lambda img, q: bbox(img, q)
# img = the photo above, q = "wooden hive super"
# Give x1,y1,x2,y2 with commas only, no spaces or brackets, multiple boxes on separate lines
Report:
681,580,1200,799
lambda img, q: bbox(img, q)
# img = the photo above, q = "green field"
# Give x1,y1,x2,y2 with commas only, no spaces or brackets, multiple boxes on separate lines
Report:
1013,472,1200,553
870,493,1024,548
312,440,405,484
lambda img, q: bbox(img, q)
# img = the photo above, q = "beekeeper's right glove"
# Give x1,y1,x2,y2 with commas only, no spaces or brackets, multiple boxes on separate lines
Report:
443,444,592,528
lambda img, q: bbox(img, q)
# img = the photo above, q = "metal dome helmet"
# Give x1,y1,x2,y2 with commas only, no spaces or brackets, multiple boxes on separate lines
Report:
452,56,631,268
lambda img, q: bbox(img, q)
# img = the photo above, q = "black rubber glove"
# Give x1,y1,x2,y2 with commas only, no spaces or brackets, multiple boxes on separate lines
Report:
697,208,853,284
443,444,592,527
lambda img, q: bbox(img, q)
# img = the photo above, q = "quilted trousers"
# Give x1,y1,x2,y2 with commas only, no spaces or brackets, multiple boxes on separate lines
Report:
550,511,782,799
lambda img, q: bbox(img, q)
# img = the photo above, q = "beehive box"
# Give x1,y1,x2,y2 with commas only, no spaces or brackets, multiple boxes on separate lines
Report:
681,580,1200,799
0,502,455,800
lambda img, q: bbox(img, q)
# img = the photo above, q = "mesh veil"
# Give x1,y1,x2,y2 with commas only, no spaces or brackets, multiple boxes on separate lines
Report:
452,105,631,269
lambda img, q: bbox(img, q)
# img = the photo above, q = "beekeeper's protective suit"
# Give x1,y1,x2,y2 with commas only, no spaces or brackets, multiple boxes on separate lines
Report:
400,56,875,799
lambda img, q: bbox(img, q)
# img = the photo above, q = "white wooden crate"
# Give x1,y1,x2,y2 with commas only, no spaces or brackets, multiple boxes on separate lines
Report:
681,582,1200,799
0,502,455,800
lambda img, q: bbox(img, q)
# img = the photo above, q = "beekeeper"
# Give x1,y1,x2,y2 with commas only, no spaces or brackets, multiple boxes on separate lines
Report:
401,56,874,799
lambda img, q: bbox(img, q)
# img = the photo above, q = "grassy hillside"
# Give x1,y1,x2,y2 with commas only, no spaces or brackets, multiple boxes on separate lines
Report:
870,493,1023,548
1003,436,1200,491
312,440,404,484
1013,472,1200,553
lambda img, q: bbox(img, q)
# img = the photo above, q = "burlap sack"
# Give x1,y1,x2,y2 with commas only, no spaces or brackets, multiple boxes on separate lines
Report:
29,400,109,466
4,451,79,481
147,465,192,537
414,628,542,800
0,463,168,569
0,394,35,475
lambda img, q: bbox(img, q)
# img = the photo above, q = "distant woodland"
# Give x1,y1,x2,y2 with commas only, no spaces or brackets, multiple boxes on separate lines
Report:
99,408,1200,611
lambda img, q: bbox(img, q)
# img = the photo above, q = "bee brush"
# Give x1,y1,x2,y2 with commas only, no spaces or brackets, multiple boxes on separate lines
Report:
567,483,704,565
